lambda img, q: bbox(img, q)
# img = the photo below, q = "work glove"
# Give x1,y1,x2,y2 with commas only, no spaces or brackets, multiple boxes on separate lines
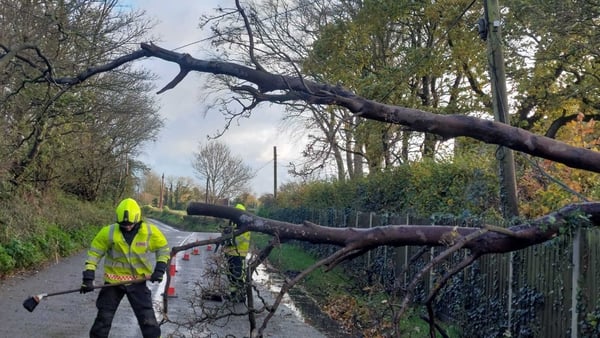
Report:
222,226,235,247
222,225,233,235
80,270,95,294
150,262,168,283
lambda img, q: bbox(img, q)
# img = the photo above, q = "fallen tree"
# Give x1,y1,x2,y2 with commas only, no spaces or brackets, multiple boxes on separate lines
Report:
158,201,599,337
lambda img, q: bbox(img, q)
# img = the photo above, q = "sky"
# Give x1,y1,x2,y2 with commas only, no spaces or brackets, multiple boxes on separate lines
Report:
125,1,307,197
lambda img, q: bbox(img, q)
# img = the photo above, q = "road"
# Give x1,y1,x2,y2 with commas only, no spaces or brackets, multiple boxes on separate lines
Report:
0,220,329,338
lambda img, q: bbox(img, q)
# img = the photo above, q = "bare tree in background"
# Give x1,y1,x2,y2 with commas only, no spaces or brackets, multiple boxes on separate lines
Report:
191,141,255,203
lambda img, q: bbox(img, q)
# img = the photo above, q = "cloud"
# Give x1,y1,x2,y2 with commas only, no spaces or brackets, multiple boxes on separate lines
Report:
129,1,305,196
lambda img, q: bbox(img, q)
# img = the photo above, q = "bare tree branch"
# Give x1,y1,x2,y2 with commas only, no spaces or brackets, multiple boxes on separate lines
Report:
397,229,489,320
424,254,480,337
235,0,265,72
49,42,600,174
156,67,190,94
52,49,149,85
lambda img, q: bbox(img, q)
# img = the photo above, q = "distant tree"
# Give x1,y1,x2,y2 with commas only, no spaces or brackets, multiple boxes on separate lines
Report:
257,193,275,210
159,175,201,209
138,171,163,206
234,191,259,209
191,141,255,203
172,176,201,210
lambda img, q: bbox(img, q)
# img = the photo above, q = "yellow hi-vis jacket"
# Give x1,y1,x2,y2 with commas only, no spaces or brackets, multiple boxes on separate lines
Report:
85,221,170,283
223,227,251,257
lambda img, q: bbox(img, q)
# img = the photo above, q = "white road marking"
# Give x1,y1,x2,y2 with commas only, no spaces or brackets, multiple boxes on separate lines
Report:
151,220,196,323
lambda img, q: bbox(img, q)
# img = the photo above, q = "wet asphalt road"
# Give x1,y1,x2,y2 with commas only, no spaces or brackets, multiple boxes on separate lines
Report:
0,220,327,338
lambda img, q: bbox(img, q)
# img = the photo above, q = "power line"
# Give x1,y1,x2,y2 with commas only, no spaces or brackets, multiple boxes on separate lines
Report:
170,2,312,52
254,159,273,174
172,36,214,51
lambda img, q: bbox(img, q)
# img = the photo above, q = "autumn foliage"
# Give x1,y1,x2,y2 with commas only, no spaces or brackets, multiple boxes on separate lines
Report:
520,113,600,217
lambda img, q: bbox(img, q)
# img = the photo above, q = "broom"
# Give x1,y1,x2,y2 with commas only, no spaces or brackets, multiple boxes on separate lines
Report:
23,278,148,312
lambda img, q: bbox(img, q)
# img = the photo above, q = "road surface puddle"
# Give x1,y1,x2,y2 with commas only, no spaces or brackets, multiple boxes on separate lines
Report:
253,261,352,338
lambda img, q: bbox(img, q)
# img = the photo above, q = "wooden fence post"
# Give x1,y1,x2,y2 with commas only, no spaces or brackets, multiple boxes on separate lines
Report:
571,228,582,338
405,214,409,285
507,252,513,334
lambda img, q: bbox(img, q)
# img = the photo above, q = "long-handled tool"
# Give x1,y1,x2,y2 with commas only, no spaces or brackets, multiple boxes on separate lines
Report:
23,278,148,312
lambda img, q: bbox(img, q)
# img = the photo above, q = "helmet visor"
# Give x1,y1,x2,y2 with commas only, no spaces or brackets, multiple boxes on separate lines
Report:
119,221,136,231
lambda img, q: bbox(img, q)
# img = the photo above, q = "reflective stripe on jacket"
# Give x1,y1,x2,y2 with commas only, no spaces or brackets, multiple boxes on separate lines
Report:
85,221,170,283
223,230,251,257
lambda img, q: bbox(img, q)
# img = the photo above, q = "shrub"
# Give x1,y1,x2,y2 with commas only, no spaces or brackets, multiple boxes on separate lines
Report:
45,224,76,256
0,245,16,274
4,238,44,269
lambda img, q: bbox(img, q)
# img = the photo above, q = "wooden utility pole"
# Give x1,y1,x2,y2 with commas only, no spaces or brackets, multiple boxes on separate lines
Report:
482,1,519,336
205,177,209,203
483,0,519,218
273,146,277,201
159,173,164,209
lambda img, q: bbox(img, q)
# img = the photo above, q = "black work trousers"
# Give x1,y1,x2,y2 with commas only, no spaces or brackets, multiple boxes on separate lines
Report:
90,282,160,338
226,254,245,299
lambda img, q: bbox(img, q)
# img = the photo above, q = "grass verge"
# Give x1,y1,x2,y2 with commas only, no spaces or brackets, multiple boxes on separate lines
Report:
253,234,461,337
0,194,109,278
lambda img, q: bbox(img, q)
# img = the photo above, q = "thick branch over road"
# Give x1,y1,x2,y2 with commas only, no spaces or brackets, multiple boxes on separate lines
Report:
187,201,600,256
46,42,600,174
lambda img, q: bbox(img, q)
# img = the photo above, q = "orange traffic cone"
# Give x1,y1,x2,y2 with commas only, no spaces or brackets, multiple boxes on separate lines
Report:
183,251,190,261
166,280,177,298
169,261,176,276
166,263,177,298
192,247,199,255
206,243,212,251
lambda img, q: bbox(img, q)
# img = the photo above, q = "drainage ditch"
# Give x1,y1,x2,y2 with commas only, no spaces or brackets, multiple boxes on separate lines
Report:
256,263,357,338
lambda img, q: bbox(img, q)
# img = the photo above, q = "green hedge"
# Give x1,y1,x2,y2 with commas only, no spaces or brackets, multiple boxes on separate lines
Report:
271,155,501,219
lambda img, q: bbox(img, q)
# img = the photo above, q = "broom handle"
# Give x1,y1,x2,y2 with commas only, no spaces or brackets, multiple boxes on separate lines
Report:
44,278,148,297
